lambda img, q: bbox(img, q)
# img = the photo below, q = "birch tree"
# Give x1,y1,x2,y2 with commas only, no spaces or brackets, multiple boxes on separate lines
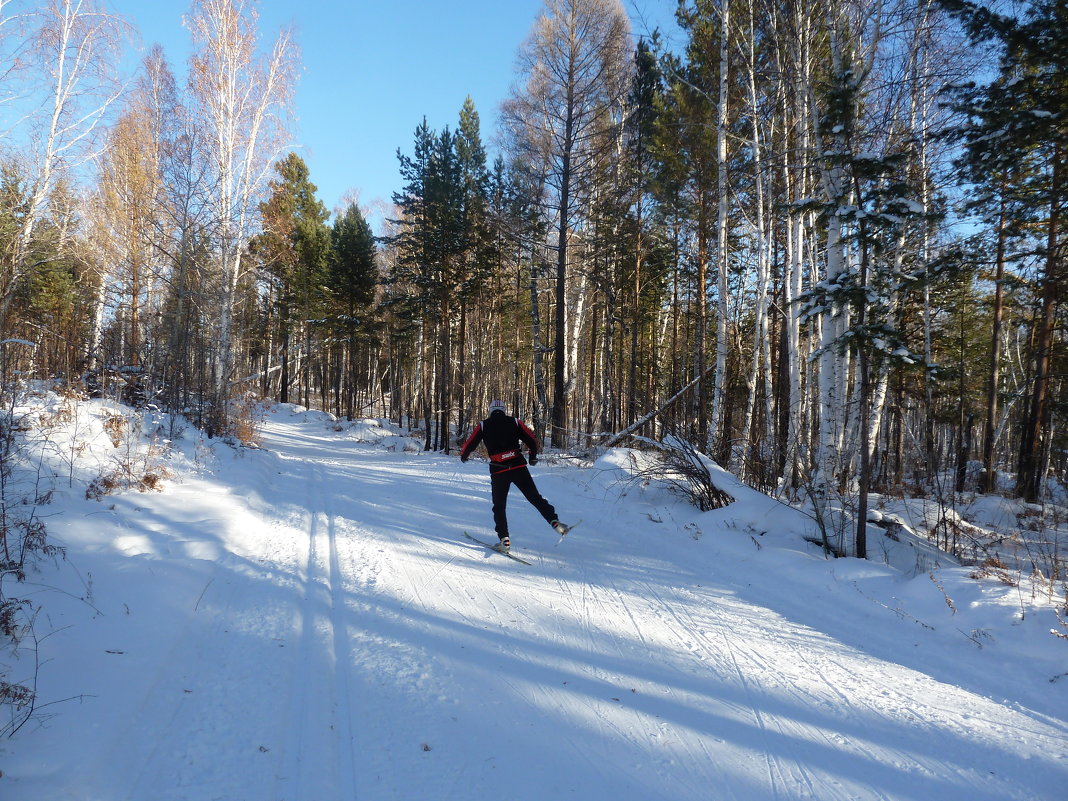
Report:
732,0,772,481
710,0,731,458
0,0,24,116
778,0,818,493
186,0,296,432
87,46,177,371
150,49,216,424
801,0,891,505
0,0,126,336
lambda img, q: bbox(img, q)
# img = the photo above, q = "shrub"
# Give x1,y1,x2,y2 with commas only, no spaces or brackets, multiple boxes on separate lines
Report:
103,413,128,447
227,393,263,448
639,435,735,511
86,443,173,500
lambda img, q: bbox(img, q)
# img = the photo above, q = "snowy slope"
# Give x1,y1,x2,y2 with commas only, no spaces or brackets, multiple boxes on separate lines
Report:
3,399,1067,800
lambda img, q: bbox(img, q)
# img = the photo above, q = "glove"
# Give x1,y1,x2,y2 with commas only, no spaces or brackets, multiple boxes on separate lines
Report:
528,454,538,466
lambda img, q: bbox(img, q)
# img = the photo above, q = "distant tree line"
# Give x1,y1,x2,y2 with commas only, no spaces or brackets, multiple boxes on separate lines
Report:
381,0,1066,540
0,0,1064,555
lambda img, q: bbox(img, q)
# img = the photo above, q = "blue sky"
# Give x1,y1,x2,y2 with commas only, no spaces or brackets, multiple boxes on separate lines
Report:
109,1,675,227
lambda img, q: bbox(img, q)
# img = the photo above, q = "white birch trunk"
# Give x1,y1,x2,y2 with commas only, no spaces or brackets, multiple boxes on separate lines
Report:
565,267,589,400
86,256,110,368
816,16,850,486
814,4,885,492
867,363,891,475
711,0,731,451
818,210,847,487
779,4,814,494
734,0,769,479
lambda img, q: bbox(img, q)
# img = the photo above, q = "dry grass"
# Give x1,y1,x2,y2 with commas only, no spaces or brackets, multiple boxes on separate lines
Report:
103,414,128,447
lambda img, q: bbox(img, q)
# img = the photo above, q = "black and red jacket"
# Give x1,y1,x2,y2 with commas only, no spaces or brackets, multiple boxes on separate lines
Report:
460,411,540,474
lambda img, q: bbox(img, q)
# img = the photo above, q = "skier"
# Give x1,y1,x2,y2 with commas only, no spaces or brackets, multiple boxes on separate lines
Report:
460,399,568,553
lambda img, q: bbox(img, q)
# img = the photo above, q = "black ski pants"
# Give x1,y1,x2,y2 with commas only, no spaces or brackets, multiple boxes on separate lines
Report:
490,466,557,537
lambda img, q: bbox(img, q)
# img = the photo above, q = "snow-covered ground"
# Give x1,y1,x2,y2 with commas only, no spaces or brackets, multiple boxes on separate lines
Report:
3,396,1067,800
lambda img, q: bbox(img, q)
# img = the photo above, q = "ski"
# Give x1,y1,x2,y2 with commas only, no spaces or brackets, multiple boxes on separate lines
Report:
464,532,532,565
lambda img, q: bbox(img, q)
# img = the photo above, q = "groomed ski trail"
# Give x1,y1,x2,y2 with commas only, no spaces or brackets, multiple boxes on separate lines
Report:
254,416,1068,801
12,411,1067,801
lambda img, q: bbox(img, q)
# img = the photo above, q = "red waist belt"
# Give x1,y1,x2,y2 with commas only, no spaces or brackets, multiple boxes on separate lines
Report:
490,450,520,463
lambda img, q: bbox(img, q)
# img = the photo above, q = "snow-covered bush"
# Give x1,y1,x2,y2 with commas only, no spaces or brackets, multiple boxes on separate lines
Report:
80,405,173,500
638,436,735,512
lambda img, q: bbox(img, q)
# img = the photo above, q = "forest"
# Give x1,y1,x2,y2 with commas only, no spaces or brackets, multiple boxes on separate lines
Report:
0,0,1065,561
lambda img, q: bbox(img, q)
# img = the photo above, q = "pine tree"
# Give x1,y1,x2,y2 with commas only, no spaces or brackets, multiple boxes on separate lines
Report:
661,0,734,448
388,119,472,449
940,0,1068,501
328,201,377,419
254,152,330,405
623,39,663,435
454,97,492,433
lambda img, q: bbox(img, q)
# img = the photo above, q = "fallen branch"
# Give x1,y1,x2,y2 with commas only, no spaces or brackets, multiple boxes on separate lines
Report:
600,367,713,449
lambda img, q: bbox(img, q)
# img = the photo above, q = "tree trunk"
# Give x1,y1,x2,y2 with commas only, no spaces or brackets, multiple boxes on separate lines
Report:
551,87,575,448
711,0,731,458
530,256,550,441
736,0,769,480
1017,144,1062,502
855,226,871,560
981,191,1008,493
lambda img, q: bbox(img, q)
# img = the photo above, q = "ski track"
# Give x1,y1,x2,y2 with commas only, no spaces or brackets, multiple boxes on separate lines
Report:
74,487,309,801
273,421,1063,801
273,459,360,800
18,416,1068,801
